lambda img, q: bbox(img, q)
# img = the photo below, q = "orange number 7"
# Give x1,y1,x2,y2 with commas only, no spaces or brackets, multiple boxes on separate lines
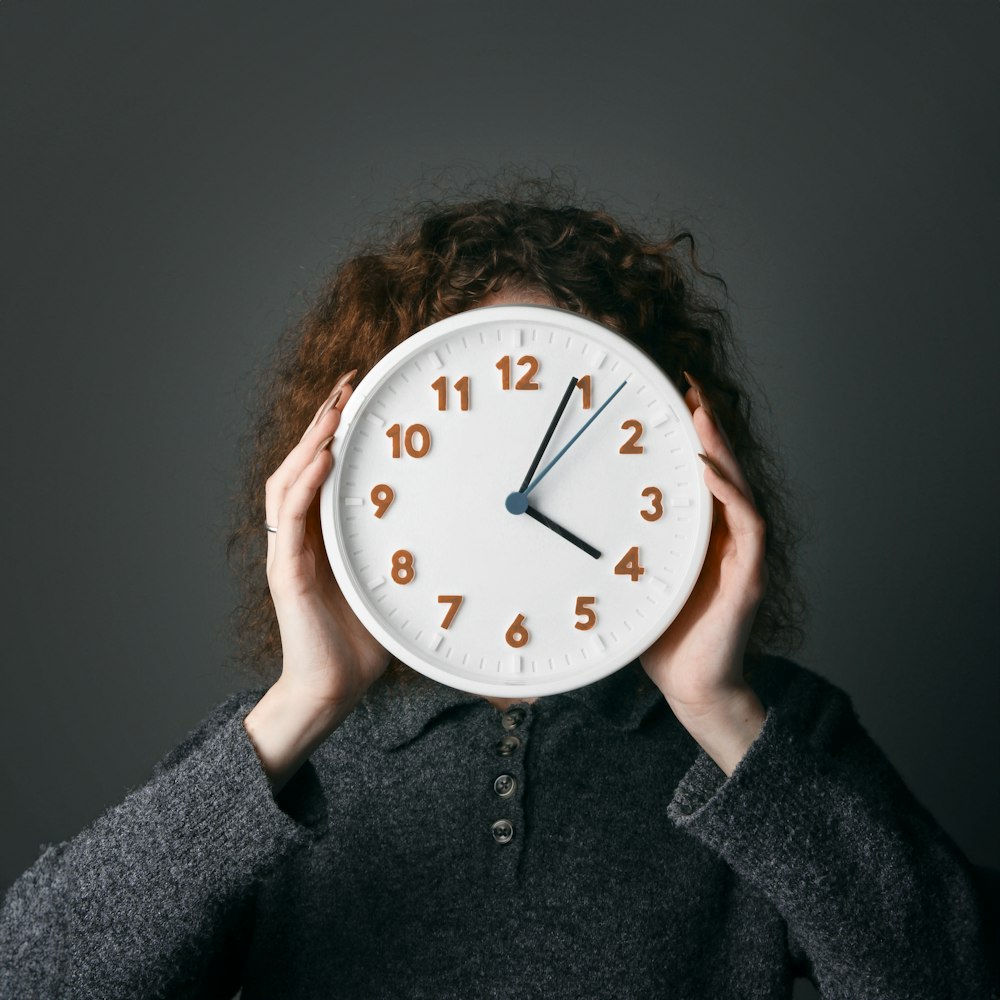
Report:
437,595,464,629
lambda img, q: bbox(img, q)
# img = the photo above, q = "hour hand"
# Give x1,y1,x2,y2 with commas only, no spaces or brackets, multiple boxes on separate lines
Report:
505,491,601,559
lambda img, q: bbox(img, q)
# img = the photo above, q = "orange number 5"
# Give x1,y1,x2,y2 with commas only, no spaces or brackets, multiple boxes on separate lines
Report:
574,596,597,630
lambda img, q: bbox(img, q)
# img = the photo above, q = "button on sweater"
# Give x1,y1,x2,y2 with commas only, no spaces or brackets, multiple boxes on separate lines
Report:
1,654,996,998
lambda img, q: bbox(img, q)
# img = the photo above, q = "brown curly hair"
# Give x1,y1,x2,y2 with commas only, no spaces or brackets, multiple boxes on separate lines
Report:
223,171,809,688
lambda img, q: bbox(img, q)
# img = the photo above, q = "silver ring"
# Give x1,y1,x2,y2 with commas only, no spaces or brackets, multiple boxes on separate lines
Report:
265,522,278,534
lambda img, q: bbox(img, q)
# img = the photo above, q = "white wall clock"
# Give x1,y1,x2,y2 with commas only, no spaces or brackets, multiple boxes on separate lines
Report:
319,304,713,697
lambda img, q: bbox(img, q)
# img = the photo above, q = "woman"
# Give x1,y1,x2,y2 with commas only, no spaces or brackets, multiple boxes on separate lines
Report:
1,179,995,998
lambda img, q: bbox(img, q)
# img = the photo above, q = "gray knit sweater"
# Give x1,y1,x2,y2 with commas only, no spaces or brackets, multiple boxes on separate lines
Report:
1,654,996,999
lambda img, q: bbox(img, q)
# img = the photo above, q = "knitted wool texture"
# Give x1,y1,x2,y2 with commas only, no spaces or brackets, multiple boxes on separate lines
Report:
1,655,996,999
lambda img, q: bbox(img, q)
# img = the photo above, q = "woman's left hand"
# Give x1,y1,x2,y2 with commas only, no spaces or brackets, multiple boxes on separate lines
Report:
638,373,769,770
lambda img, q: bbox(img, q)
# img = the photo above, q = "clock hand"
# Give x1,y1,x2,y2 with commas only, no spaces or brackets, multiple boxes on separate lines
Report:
521,378,628,496
504,375,620,559
524,504,601,559
519,376,579,492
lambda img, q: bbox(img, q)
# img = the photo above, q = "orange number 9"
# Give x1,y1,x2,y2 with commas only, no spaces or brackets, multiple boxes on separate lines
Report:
371,484,395,518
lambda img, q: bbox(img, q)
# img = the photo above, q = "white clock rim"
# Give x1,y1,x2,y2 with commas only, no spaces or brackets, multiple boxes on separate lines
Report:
318,304,713,698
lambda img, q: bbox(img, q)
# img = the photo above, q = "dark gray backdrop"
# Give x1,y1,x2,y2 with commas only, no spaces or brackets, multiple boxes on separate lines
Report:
2,3,998,997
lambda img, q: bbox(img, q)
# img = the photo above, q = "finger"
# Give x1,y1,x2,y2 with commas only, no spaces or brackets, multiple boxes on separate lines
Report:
699,454,767,591
265,376,355,526
682,377,755,503
265,403,341,555
269,371,356,498
273,434,336,581
265,377,355,575
692,404,754,502
682,371,737,447
304,368,358,435
698,453,759,532
682,385,699,419
683,372,738,459
682,377,713,418
699,456,768,602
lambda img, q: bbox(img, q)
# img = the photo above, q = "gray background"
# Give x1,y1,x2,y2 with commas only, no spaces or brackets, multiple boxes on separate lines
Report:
2,3,997,996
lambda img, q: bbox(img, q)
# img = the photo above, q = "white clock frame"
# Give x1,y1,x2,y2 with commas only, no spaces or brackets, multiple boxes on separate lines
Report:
319,304,713,697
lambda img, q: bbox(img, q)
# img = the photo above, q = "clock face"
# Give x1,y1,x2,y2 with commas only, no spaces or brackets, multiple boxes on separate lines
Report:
319,304,712,697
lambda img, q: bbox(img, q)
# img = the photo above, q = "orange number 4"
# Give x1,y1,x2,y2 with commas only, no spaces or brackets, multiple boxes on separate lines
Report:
614,546,644,582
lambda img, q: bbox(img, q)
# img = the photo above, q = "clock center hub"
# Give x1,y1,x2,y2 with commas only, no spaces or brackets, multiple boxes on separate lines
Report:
505,491,529,515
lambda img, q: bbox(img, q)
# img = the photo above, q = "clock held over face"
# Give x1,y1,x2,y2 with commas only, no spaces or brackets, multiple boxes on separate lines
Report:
319,304,713,697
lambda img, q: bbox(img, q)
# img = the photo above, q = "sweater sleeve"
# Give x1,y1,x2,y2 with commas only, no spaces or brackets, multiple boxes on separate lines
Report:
665,655,998,999
0,688,329,1000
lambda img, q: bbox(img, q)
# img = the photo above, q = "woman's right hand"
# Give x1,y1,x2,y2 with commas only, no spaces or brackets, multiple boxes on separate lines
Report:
264,368,392,710
244,369,393,790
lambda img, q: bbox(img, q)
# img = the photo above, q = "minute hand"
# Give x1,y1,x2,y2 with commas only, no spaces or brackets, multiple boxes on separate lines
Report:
522,378,628,496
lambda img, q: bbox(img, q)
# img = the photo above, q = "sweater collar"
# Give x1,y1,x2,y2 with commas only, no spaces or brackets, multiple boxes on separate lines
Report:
361,658,665,751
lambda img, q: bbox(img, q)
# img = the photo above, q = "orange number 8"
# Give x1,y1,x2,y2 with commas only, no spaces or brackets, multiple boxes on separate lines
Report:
391,549,414,584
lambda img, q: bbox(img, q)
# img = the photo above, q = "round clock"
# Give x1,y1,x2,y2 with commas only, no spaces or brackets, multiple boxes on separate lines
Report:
319,304,713,697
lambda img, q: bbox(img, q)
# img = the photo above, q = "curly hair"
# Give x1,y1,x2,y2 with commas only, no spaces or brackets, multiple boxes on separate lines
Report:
223,172,809,688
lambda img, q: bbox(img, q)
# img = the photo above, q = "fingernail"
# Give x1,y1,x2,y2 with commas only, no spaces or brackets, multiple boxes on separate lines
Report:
313,434,335,460
323,368,357,409
317,386,344,421
333,368,358,392
683,371,711,415
698,452,724,478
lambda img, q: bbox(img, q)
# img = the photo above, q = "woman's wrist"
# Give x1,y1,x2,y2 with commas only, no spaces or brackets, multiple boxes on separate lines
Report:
243,676,357,795
666,684,766,778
